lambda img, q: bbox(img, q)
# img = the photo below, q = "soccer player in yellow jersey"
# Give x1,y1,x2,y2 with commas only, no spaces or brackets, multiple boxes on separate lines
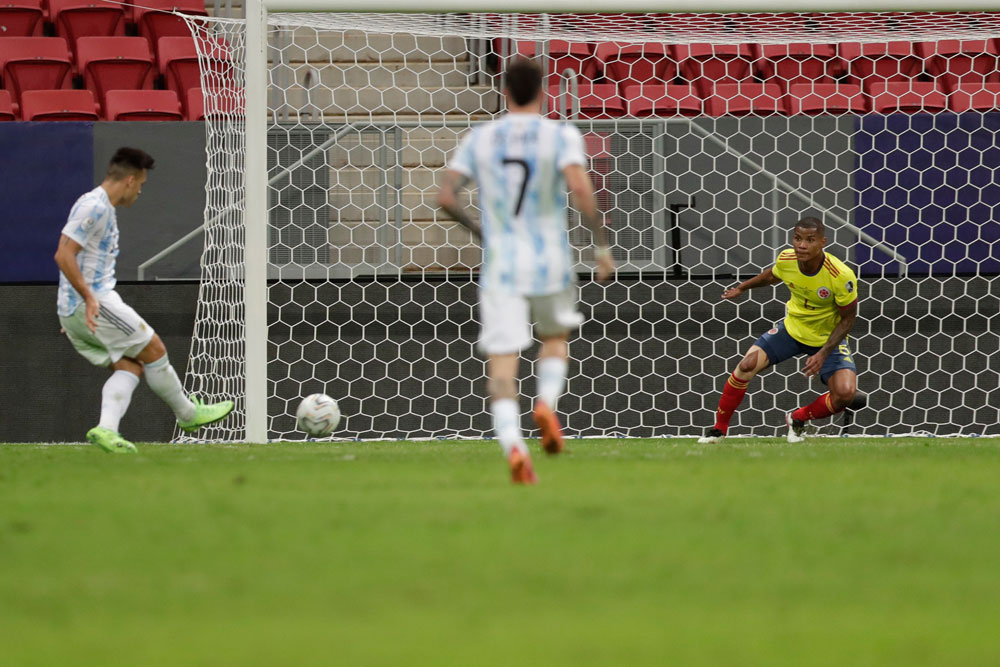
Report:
699,216,860,444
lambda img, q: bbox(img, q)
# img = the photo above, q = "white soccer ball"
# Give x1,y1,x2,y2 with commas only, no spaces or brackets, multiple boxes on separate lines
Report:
296,393,341,437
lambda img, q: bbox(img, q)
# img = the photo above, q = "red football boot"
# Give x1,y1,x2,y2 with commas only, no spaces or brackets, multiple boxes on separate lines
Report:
533,401,564,455
508,447,538,485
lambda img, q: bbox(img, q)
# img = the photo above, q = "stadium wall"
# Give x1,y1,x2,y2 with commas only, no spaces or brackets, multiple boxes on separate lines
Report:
1,284,200,443
0,122,207,283
4,275,994,443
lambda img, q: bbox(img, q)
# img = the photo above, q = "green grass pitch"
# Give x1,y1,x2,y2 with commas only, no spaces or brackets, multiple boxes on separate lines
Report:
2,438,999,666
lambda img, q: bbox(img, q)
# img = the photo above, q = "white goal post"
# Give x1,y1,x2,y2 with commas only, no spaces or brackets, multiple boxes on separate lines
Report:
182,1,1000,442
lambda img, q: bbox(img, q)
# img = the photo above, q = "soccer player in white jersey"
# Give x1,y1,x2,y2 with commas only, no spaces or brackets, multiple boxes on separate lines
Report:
54,147,234,453
438,58,615,484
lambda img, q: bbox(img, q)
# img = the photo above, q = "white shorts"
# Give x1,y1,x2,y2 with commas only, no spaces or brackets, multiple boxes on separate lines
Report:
478,287,584,356
59,290,155,367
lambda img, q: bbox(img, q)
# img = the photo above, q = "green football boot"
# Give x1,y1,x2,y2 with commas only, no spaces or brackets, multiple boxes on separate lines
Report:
87,426,137,454
177,395,235,433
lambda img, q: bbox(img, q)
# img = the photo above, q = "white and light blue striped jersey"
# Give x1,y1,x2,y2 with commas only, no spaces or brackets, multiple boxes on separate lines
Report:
57,186,119,317
447,112,586,296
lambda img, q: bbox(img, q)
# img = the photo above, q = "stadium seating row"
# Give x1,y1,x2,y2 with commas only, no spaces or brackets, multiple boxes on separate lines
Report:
549,81,1000,117
0,0,206,44
0,35,231,117
0,87,222,121
514,39,1000,94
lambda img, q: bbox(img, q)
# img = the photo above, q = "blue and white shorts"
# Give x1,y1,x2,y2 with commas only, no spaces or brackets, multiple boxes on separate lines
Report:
59,290,155,367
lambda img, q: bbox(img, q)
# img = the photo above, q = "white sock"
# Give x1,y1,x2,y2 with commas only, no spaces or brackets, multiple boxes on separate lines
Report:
491,398,526,457
536,357,568,411
145,355,196,422
98,370,140,433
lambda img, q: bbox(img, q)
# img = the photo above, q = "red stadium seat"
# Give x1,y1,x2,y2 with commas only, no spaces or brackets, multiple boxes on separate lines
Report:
48,0,125,56
757,43,845,88
134,0,208,49
158,35,233,100
546,82,624,118
917,40,1000,92
595,42,675,90
674,43,756,96
785,82,867,115
703,82,784,116
0,89,15,120
104,89,181,120
0,37,72,104
513,40,598,81
840,41,923,84
947,82,1000,112
185,86,244,121
866,81,947,114
184,84,202,119
20,88,97,120
76,36,153,110
624,83,700,117
0,1,44,37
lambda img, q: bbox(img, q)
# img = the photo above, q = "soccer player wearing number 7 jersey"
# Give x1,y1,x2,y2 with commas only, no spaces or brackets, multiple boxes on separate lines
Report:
438,58,615,484
699,217,862,444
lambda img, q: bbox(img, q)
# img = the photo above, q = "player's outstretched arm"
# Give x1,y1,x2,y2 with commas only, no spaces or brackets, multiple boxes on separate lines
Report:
722,267,782,300
565,164,614,282
437,169,482,242
54,234,98,332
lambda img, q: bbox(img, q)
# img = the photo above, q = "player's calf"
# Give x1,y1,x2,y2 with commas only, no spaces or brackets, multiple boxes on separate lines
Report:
847,390,868,411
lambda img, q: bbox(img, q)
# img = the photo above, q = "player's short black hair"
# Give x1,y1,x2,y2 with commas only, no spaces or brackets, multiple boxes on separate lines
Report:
107,147,155,180
795,216,825,237
505,57,543,106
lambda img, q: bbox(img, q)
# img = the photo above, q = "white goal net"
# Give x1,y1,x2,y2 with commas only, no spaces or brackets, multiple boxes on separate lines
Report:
179,10,1000,442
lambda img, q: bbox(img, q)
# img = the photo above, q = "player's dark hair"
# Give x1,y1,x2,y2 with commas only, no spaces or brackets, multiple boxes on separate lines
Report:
505,58,543,106
795,216,825,237
107,147,155,180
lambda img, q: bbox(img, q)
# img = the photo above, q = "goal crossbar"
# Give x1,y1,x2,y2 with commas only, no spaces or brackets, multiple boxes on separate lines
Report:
259,1,1000,13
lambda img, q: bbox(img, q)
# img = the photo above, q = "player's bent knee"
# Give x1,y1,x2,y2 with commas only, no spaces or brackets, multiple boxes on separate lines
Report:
139,335,167,363
113,357,143,376
831,386,856,410
828,370,857,410
737,348,768,377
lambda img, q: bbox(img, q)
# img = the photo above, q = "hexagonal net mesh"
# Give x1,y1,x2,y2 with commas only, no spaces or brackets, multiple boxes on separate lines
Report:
178,12,1000,442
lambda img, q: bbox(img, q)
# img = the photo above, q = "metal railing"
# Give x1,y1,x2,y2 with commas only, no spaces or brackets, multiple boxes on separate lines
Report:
137,117,909,280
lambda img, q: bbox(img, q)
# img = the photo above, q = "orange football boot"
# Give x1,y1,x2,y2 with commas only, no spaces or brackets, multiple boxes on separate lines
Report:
533,401,564,455
508,447,538,485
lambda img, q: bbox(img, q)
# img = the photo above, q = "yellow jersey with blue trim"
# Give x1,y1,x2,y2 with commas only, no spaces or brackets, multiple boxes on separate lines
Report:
771,249,859,347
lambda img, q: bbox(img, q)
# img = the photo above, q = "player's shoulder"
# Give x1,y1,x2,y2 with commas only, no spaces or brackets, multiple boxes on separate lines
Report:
460,121,486,142
822,251,857,281
80,186,111,211
776,247,798,262
68,187,107,219
550,117,583,140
